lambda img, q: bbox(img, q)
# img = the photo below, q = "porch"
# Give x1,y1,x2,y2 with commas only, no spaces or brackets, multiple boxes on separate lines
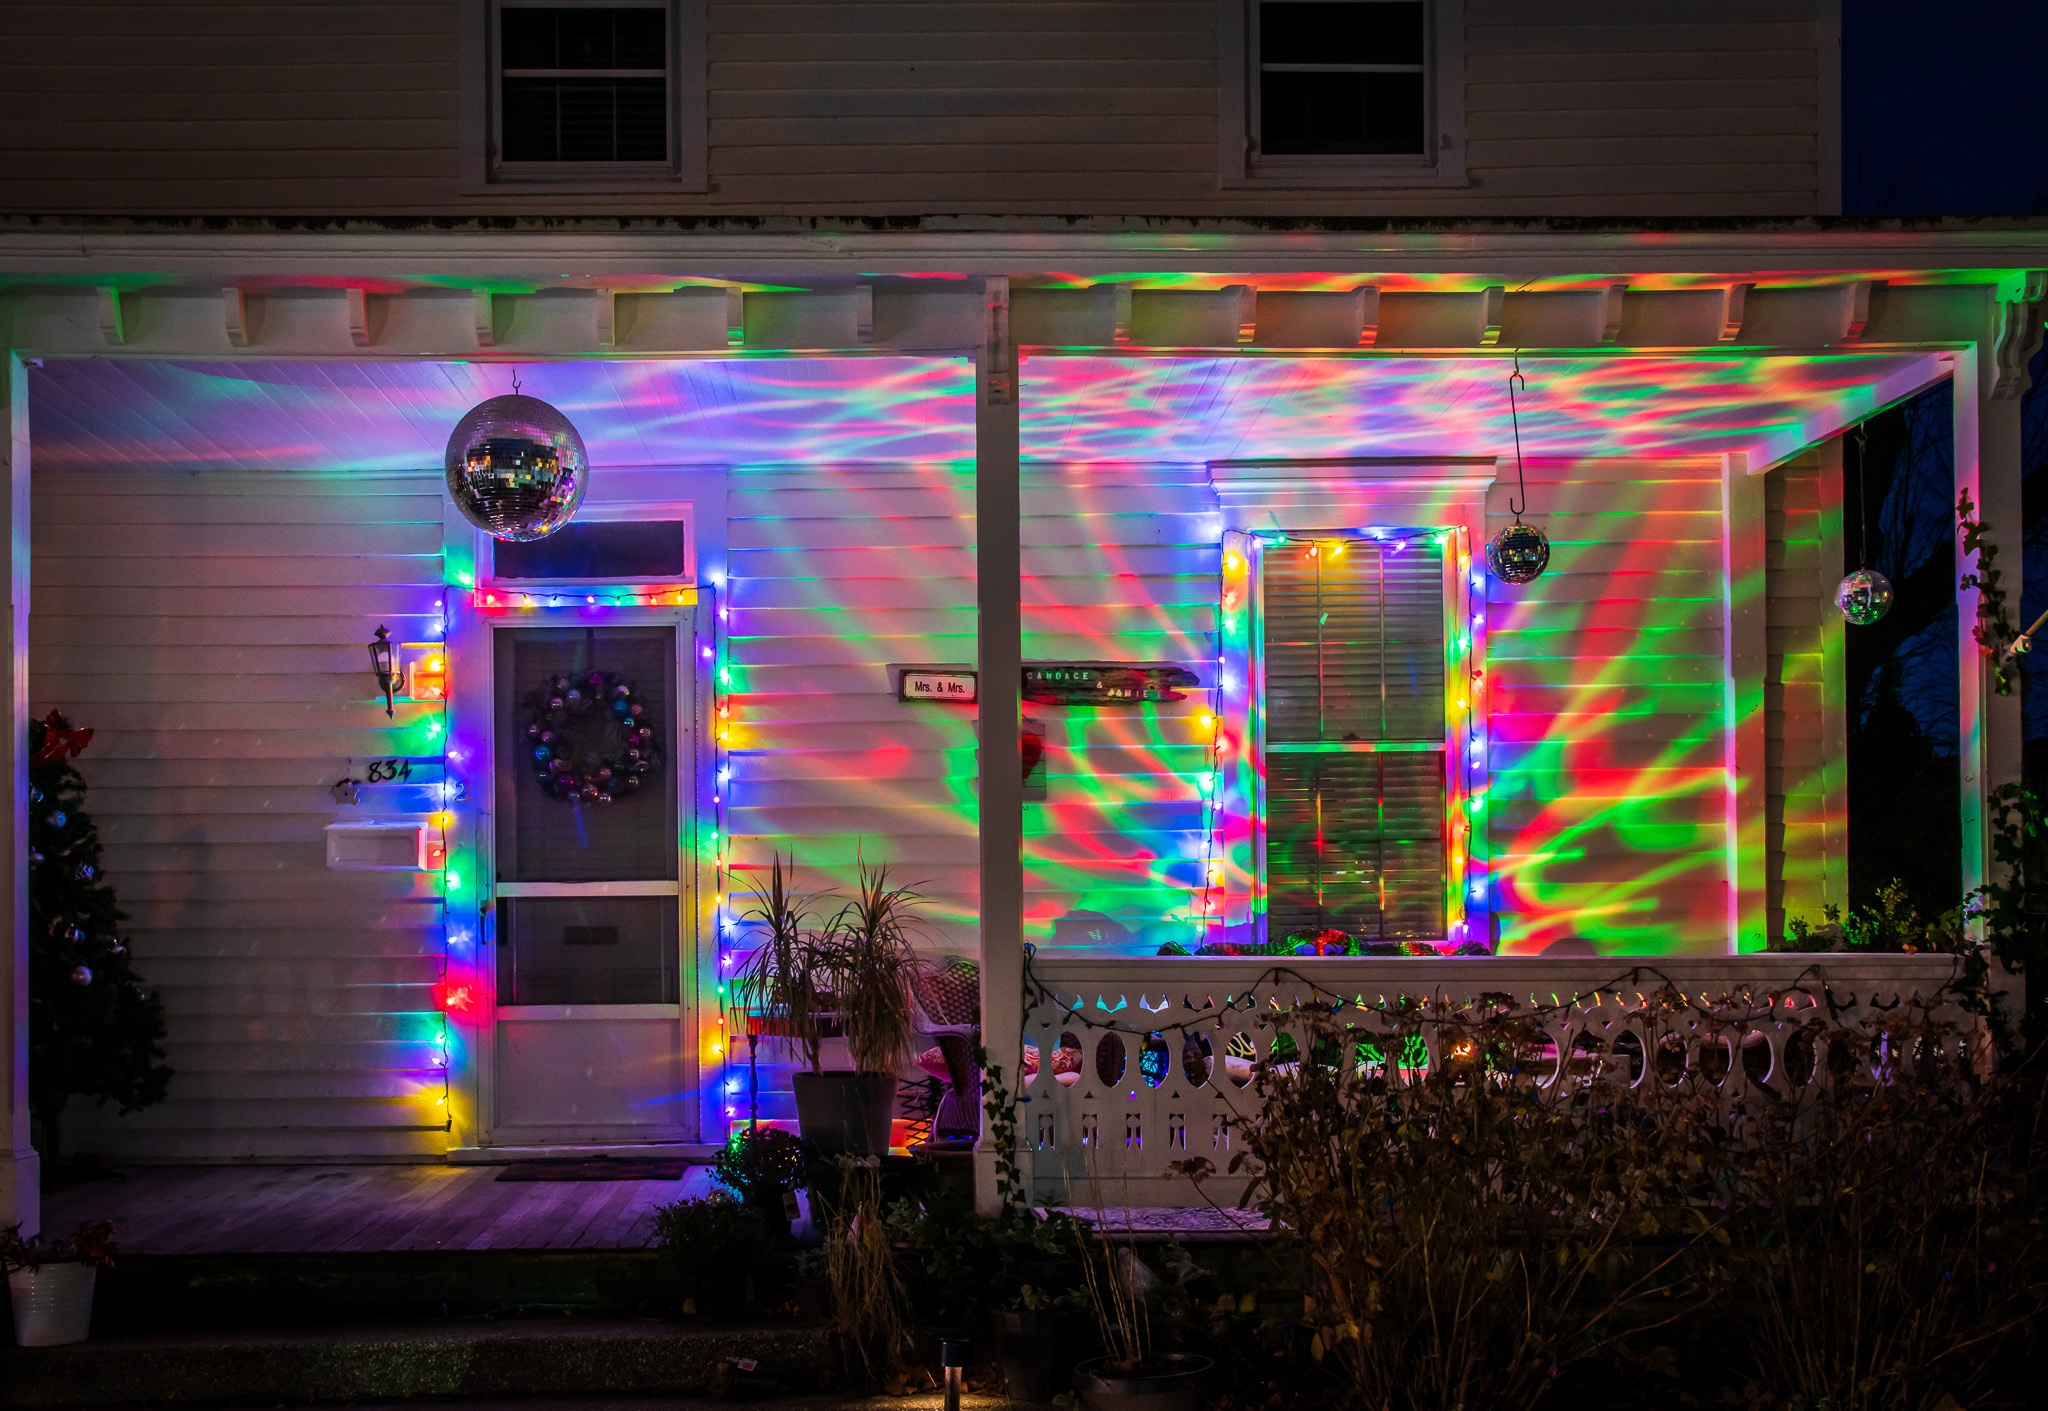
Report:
0,251,2037,1227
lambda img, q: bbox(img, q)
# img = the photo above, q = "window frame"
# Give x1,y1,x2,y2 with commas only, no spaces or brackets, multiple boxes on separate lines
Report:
1257,532,1455,942
1216,0,1467,189
459,0,707,193
1205,457,1497,954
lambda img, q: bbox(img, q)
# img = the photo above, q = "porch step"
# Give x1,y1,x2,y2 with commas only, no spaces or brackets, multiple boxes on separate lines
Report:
87,1249,687,1334
0,1318,834,1408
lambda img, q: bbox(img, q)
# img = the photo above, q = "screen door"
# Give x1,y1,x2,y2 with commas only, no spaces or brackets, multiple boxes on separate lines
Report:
490,622,691,1142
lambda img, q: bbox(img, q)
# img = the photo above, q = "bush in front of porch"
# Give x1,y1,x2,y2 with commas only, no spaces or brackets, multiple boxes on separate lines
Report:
1188,996,2048,1411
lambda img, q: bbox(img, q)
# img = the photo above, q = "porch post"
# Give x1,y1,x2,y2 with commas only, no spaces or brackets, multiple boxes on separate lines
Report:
1,354,37,1234
1966,283,2044,912
1722,453,1768,952
974,277,1024,1213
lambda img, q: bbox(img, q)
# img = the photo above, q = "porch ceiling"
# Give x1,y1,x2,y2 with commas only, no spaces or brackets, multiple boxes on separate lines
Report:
24,356,976,473
24,347,1946,476
1018,349,1952,470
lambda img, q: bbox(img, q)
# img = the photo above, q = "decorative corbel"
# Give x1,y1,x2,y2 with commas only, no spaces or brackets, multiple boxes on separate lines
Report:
1601,284,1628,343
222,286,250,348
724,287,745,348
1841,280,1876,341
1479,285,1505,346
96,287,125,346
1991,271,2046,402
472,289,496,348
1356,285,1381,347
984,275,1014,407
1718,283,1753,343
1229,285,1257,345
852,283,874,345
1103,283,1132,345
345,287,372,348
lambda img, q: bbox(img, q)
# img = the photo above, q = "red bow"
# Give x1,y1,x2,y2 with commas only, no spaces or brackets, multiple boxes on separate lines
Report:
32,711,93,766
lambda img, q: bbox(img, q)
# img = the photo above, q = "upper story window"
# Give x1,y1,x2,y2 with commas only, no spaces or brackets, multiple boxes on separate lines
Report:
1220,0,1465,188
499,4,669,165
465,0,706,190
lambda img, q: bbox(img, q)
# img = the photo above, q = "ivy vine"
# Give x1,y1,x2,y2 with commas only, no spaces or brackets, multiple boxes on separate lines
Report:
1958,488,2022,695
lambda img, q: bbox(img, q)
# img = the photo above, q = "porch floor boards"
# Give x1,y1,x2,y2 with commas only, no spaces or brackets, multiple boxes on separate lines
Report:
40,1164,719,1254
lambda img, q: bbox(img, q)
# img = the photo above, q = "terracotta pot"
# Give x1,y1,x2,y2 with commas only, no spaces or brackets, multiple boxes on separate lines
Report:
9,1262,96,1347
791,1070,894,1156
994,1307,1094,1403
1072,1352,1211,1411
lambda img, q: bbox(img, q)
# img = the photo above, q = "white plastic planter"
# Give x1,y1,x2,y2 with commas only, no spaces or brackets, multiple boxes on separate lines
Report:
9,1262,96,1346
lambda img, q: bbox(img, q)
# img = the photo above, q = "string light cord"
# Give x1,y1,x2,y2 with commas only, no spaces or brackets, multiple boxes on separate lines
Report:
1014,945,1961,1043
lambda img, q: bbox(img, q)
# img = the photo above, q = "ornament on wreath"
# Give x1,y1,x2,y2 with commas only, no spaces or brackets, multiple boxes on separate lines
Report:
70,965,92,987
1486,354,1551,585
443,379,589,542
521,670,659,804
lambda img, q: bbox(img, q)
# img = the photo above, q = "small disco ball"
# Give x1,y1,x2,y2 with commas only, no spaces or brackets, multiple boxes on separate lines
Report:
444,394,589,542
1836,568,1893,626
1485,521,1551,584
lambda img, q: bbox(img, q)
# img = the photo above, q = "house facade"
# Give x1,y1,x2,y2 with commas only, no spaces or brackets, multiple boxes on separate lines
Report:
0,1,2039,1227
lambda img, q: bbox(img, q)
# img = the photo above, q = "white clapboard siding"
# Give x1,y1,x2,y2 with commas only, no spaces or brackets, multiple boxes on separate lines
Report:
725,463,980,951
1021,462,1220,954
1486,459,1730,955
1764,448,1846,940
1,1,1822,216
30,468,450,1162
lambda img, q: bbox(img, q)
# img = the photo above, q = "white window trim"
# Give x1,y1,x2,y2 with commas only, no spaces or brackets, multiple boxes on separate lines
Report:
1216,0,1467,190
1207,459,1494,952
458,0,708,194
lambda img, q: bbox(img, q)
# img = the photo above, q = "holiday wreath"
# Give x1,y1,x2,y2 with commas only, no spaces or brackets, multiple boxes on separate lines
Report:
522,670,659,803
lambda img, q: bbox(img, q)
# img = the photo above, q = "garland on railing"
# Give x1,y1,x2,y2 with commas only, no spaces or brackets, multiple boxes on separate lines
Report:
1017,944,1978,1042
1959,488,2023,696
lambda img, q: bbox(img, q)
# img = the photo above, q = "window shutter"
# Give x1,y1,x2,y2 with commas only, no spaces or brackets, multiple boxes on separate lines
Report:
1261,538,1445,940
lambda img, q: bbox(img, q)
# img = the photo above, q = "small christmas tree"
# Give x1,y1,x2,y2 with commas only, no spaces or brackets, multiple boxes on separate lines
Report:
27,711,171,1166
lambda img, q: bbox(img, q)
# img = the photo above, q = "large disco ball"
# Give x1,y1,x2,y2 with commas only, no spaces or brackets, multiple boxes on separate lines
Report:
444,394,589,541
1485,521,1550,584
1836,567,1893,626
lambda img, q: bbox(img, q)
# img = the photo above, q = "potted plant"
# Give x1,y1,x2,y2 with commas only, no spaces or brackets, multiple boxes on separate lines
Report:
805,861,924,1156
995,1282,1097,1404
4,1220,117,1347
1069,1225,1211,1411
712,1124,808,1241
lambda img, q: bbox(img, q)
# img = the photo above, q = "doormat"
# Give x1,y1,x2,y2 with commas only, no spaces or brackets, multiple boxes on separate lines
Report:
495,1158,688,1182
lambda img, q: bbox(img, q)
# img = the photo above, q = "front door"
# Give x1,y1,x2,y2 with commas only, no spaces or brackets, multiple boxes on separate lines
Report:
487,621,694,1145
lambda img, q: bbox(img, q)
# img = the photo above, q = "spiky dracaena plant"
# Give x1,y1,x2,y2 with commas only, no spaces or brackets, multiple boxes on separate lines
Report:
824,860,925,1077
734,854,832,1073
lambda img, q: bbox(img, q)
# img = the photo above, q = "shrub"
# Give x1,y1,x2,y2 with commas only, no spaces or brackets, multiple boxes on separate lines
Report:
652,1196,770,1318
1186,998,1739,1411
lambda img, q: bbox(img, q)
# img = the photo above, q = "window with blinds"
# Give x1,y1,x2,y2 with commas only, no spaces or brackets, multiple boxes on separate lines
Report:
1262,538,1445,940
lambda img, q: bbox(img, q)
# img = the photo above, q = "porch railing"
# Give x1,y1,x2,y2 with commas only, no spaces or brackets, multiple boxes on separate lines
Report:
1011,951,1993,1208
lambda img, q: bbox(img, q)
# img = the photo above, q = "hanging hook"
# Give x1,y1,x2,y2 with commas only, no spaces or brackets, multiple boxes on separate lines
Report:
511,368,523,397
1506,352,1530,521
1852,422,1871,570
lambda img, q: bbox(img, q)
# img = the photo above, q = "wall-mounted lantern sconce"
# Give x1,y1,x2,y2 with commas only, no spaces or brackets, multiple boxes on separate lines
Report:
368,626,398,718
